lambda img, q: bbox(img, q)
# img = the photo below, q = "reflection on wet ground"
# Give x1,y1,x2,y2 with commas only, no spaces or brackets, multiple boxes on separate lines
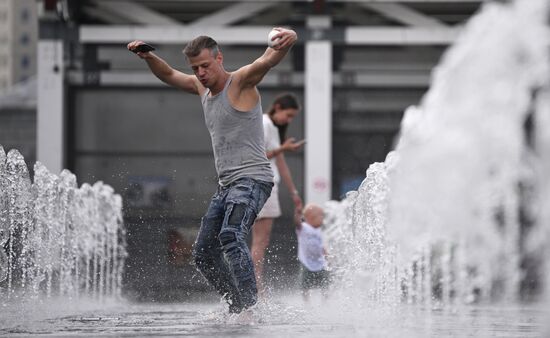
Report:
0,292,547,337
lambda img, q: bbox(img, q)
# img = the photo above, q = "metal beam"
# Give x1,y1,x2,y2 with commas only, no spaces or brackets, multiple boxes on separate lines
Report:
88,0,481,2
67,70,431,88
91,0,302,2
329,0,483,2
305,16,333,205
80,25,275,44
37,40,64,174
188,2,277,27
246,3,294,25
361,3,447,27
305,40,333,204
80,25,461,45
345,26,460,45
92,0,182,25
82,6,134,25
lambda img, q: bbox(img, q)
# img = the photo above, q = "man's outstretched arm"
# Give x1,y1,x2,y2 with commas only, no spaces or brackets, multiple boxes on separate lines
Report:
127,40,201,95
234,28,298,89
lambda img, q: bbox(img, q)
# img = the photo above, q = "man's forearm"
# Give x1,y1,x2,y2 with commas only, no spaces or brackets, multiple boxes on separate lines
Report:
263,46,291,69
144,54,175,83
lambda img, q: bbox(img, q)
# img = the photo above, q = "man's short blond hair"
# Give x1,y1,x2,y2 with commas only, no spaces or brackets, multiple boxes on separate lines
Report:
183,36,219,58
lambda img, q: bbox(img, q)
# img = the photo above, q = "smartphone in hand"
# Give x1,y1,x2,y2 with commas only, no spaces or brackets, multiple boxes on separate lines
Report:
132,43,155,53
296,139,306,146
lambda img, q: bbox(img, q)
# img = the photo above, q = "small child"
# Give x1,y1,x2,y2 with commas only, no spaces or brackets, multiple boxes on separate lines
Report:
294,203,331,300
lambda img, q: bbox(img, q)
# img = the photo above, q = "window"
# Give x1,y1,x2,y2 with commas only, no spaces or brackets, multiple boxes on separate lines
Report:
21,54,30,68
21,8,29,22
20,33,29,45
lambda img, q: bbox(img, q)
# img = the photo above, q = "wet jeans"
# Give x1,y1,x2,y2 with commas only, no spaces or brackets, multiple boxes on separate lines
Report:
192,177,273,313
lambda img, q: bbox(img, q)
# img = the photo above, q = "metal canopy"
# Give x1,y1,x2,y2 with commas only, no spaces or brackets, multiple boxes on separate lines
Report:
76,0,483,45
187,2,277,27
90,0,182,25
38,0,485,198
360,3,448,27
78,0,484,25
80,25,463,45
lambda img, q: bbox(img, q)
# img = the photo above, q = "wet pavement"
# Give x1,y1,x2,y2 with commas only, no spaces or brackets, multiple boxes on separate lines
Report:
0,292,547,337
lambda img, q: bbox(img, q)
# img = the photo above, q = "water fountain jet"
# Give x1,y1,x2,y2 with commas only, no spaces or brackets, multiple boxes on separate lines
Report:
0,145,127,302
325,0,550,310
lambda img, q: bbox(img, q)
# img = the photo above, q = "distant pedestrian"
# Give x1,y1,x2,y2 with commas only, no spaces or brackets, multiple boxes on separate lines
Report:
251,93,304,294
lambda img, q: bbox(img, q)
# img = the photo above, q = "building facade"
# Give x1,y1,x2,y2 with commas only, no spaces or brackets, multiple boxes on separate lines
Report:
0,0,37,92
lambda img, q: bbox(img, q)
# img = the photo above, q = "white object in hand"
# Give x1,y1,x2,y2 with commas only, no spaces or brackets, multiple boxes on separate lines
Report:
268,29,281,48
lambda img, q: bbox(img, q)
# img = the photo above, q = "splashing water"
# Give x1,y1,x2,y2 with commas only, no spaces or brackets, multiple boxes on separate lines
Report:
0,148,8,282
0,146,127,302
325,0,550,310
1,0,549,336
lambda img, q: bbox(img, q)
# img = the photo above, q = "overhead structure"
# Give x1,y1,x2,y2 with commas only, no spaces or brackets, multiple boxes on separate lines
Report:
186,2,277,27
38,0,484,201
90,0,182,25
359,2,448,27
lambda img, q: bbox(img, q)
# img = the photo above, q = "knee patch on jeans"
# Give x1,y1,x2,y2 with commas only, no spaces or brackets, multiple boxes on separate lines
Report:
219,231,237,247
227,203,247,225
220,203,251,250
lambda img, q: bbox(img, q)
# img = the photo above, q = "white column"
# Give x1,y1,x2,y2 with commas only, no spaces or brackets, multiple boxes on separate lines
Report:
305,40,332,205
37,40,64,174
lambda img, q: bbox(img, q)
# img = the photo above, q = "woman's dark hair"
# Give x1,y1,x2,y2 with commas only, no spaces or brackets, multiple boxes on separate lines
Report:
267,93,300,141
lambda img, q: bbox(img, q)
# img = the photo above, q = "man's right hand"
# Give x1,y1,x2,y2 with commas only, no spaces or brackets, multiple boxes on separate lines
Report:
127,40,153,59
268,28,298,51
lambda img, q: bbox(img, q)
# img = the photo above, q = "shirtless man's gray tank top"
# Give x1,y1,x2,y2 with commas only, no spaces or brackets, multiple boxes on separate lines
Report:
201,75,273,186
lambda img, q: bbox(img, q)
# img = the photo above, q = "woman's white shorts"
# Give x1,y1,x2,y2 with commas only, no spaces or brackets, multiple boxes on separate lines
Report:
257,183,281,219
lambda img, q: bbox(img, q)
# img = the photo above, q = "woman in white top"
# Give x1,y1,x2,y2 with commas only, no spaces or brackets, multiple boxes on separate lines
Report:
251,93,304,293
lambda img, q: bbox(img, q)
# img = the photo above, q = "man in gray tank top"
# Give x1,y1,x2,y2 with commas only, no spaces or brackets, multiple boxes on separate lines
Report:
127,28,297,314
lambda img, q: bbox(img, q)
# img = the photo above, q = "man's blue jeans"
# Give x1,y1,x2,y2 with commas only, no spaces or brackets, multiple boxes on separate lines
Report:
192,177,273,313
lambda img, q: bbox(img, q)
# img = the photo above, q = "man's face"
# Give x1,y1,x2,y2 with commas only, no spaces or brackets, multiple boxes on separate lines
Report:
188,48,222,88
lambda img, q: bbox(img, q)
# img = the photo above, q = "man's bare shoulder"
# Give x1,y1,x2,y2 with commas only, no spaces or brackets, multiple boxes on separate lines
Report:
226,71,259,111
